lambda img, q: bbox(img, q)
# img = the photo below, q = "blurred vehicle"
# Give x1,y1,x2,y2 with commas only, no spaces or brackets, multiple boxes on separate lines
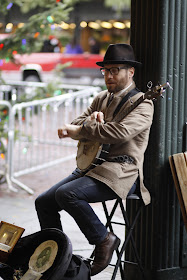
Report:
0,53,104,82
0,34,104,85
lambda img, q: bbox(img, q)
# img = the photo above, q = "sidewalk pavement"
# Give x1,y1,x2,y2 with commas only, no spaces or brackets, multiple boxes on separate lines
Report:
0,159,124,279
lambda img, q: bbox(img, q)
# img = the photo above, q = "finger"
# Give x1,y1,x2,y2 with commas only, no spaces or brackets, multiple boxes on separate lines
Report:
60,134,69,138
97,112,104,123
91,112,98,120
58,128,67,138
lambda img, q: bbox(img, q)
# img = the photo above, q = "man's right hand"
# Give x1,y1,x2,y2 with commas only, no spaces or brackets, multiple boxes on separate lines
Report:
90,111,104,123
58,124,82,139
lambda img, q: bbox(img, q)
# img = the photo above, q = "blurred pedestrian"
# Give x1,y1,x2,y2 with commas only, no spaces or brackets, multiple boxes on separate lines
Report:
64,38,83,54
88,37,100,54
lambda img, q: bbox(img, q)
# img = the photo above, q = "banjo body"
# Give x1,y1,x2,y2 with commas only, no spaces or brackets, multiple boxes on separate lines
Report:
76,141,109,172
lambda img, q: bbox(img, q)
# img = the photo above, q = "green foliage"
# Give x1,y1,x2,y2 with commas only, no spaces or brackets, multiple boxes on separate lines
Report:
1,0,81,14
19,81,66,101
0,106,8,155
0,0,88,61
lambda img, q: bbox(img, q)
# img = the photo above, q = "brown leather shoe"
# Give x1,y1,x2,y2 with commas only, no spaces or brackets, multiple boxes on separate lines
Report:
91,232,120,276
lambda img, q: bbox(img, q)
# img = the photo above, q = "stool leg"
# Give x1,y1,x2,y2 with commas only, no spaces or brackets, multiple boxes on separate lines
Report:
111,206,134,280
102,201,126,280
116,201,147,280
113,246,126,280
102,200,119,231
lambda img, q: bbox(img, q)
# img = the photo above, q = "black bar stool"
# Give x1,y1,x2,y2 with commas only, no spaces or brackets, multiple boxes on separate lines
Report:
100,194,146,280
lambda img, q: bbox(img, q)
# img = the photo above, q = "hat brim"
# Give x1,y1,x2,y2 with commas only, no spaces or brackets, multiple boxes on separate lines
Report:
96,60,142,68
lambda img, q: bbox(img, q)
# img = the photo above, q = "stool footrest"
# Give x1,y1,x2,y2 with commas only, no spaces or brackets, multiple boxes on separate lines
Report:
109,260,139,266
110,221,126,226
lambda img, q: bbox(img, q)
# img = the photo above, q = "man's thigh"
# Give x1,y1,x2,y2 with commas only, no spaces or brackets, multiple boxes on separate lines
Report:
60,175,118,203
36,169,82,205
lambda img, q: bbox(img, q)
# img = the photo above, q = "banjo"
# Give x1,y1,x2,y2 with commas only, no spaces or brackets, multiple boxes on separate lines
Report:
76,82,171,172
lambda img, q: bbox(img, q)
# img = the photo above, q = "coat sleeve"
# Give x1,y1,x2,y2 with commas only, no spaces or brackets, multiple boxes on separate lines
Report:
71,105,93,126
71,90,108,126
78,99,154,144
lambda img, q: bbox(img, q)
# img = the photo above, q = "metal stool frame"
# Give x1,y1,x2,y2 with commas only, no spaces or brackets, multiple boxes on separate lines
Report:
102,194,147,280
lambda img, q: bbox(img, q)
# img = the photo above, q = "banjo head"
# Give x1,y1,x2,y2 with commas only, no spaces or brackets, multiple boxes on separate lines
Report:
76,141,102,171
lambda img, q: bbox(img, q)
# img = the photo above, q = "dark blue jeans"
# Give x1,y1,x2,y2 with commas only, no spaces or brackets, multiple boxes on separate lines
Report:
35,168,136,245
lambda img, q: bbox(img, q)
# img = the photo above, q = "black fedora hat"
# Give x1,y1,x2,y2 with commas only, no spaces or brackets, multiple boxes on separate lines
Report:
96,43,142,67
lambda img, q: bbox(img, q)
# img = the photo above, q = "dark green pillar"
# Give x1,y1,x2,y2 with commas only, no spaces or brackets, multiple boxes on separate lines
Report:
127,0,187,279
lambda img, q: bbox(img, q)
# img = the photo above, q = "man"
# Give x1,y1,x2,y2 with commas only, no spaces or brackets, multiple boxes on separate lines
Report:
35,44,154,276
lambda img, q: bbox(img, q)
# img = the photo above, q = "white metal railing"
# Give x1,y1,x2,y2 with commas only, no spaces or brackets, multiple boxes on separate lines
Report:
0,83,101,194
0,80,95,101
0,100,17,191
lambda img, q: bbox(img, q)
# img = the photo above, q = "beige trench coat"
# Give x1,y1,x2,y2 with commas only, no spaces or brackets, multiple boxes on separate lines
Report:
71,82,154,205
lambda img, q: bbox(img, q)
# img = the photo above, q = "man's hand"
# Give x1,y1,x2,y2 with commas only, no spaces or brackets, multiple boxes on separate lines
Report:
58,112,104,139
58,124,82,139
90,111,104,123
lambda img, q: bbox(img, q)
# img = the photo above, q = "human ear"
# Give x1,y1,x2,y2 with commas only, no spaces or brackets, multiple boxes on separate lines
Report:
129,67,135,78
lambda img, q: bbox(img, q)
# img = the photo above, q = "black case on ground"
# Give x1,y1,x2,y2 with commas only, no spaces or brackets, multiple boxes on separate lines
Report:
0,228,91,280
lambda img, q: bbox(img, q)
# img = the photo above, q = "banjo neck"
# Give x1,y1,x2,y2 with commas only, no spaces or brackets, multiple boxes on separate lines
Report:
118,82,171,121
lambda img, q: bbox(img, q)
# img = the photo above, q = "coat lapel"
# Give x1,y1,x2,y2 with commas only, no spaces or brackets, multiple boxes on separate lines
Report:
105,95,123,122
100,92,109,115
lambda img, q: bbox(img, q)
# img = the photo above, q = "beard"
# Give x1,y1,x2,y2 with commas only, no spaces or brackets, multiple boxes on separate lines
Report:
106,82,124,94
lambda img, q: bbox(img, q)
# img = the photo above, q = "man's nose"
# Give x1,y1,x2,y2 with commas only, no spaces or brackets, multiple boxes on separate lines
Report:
106,70,113,78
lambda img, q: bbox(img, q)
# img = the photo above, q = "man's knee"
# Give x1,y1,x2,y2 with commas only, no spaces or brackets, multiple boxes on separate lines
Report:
35,193,45,211
55,188,75,209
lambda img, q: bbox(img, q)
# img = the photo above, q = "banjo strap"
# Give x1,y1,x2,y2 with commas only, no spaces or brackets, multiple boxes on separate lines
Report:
113,87,140,118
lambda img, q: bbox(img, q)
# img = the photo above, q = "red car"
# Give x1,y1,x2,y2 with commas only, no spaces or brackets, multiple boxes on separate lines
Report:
0,35,104,84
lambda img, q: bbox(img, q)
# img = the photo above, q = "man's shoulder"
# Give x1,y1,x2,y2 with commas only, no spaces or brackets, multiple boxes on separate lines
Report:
130,91,154,112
